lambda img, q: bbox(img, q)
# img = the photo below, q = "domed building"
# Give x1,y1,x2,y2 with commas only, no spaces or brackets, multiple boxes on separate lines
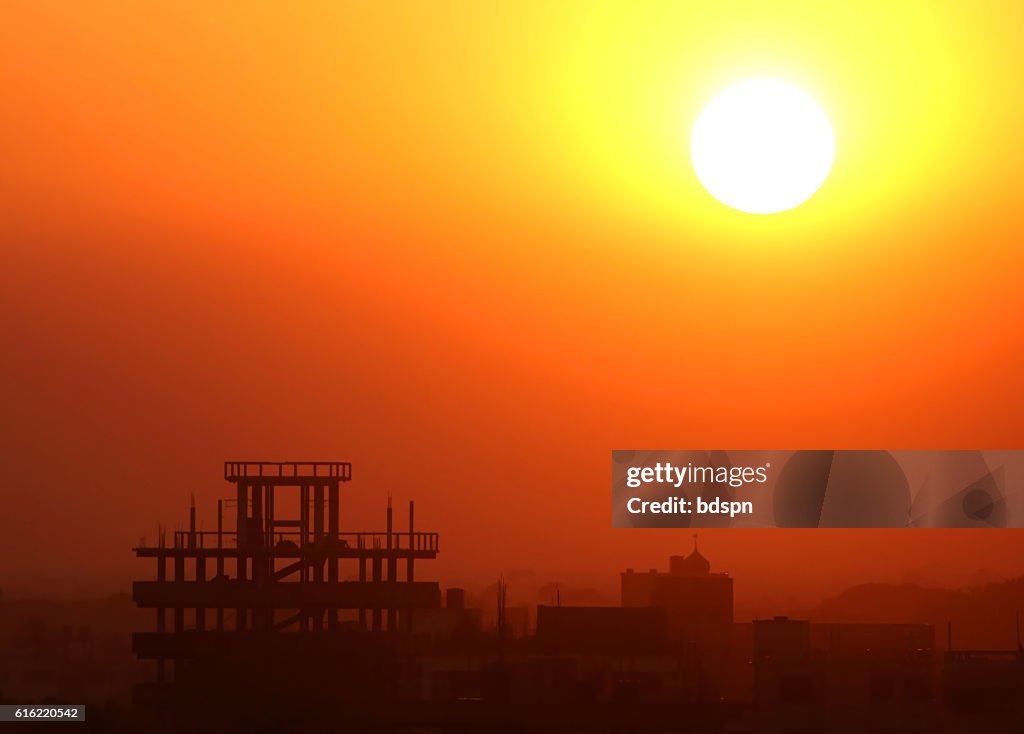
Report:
669,541,712,577
620,536,734,652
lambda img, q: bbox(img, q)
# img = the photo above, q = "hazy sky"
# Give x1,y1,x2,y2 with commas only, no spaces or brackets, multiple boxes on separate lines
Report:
2,2,1023,601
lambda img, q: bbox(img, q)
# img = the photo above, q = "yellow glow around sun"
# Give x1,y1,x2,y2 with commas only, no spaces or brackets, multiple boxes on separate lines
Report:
691,80,835,214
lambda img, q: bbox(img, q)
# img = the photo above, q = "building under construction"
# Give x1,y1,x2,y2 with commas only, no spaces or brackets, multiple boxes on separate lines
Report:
131,461,441,710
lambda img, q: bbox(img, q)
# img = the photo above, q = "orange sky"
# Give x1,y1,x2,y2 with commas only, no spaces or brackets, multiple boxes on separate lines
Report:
2,2,1024,604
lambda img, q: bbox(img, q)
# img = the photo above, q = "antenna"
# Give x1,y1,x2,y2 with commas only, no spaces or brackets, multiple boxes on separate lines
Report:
497,576,507,630
496,576,508,662
189,494,197,549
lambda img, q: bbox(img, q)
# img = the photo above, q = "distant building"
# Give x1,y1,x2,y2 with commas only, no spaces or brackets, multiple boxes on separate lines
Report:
504,605,531,638
812,622,934,661
535,605,668,655
411,587,483,644
943,648,1024,730
753,616,811,666
620,536,733,654
752,616,938,733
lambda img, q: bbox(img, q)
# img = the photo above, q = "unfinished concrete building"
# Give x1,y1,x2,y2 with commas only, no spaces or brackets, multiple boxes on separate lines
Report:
131,461,440,706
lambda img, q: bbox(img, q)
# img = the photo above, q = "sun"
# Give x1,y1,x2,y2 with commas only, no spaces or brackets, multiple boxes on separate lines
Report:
691,79,835,215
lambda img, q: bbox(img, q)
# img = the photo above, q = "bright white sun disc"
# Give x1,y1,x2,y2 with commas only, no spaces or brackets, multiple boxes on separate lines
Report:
691,79,834,214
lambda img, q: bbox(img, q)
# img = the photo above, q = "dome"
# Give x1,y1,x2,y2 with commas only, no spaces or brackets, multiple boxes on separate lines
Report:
672,535,711,576
679,550,711,576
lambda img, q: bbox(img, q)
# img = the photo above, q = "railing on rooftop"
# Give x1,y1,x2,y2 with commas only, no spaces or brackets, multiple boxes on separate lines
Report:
224,461,352,481
170,529,439,553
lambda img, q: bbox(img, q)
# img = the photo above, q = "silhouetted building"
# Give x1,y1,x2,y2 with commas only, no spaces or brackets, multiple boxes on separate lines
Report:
124,474,1024,732
131,461,441,710
445,587,466,610
943,647,1024,732
621,536,733,658
752,616,938,733
412,587,483,644
503,605,531,638
536,605,668,655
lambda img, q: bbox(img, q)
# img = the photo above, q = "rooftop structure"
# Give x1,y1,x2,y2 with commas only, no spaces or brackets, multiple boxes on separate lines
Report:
132,460,441,704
